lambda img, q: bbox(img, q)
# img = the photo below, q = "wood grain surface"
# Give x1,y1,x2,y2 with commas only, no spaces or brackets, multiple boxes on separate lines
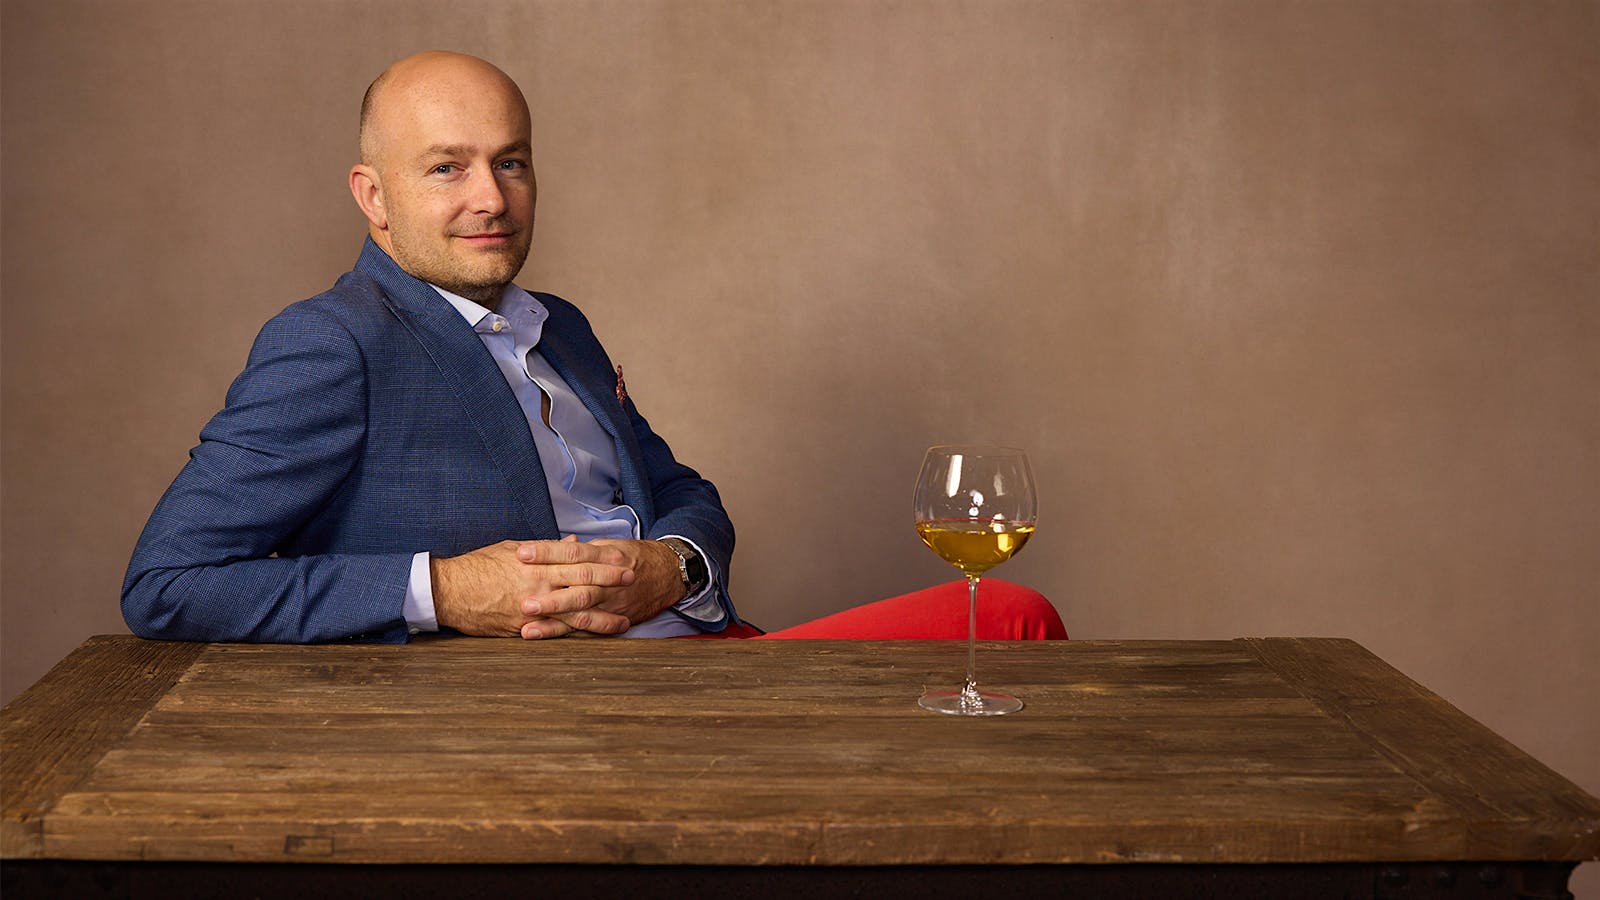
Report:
1,636,202,856
4,636,1596,866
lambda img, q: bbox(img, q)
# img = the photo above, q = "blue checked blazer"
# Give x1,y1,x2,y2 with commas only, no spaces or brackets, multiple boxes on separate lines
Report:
122,239,738,643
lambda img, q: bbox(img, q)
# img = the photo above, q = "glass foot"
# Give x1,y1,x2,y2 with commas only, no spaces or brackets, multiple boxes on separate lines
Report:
918,689,1023,716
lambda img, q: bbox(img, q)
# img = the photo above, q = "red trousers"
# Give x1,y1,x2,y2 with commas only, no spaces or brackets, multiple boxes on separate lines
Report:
679,579,1067,640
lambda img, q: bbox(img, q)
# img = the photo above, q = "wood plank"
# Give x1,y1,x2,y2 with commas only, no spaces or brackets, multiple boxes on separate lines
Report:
37,796,1441,865
19,638,1432,863
8,636,1599,868
0,636,202,857
1242,637,1600,858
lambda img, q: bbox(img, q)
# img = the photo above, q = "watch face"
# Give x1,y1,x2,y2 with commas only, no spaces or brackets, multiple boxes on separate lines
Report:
685,551,708,587
663,538,707,590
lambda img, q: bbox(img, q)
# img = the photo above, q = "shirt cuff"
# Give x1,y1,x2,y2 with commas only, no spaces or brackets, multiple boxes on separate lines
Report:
660,534,723,625
403,551,439,635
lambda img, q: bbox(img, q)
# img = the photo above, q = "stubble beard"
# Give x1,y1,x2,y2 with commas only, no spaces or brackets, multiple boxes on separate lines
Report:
392,229,532,305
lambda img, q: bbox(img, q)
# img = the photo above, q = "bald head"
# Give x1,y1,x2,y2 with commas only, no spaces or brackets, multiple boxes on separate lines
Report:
348,51,537,303
359,51,528,167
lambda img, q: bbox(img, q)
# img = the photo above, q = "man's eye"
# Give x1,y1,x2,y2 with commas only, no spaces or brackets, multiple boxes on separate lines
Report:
432,164,456,175
496,160,526,171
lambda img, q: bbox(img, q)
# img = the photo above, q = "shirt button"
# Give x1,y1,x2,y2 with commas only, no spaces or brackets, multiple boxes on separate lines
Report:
492,320,505,333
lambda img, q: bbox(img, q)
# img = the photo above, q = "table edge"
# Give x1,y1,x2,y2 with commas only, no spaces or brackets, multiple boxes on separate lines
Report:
1,636,204,857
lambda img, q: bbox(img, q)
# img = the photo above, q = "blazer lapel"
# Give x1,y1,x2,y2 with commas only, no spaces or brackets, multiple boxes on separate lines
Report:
536,310,655,525
355,240,560,537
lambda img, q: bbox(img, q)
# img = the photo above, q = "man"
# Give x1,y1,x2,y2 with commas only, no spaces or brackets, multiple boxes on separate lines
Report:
122,51,1065,644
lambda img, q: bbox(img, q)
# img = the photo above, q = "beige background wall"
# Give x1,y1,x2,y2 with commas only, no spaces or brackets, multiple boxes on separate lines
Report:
3,0,1596,890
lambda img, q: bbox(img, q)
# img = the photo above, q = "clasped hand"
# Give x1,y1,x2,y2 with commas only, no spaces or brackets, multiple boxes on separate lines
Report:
430,536,684,639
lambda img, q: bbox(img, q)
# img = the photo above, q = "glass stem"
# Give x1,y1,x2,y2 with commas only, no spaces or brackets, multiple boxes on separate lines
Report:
961,574,981,705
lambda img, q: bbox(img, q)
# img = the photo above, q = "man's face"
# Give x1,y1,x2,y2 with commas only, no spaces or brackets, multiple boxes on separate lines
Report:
357,61,536,303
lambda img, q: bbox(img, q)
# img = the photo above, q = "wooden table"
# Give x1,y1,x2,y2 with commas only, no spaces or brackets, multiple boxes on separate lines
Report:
4,636,1597,899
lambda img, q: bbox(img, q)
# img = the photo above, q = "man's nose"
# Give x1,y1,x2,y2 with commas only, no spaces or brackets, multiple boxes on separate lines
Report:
467,167,508,216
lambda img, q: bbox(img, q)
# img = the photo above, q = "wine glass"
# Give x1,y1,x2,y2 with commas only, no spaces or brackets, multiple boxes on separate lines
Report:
913,445,1037,716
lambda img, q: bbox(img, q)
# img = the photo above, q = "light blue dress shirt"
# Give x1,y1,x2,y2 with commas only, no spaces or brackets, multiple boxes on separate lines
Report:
401,284,719,637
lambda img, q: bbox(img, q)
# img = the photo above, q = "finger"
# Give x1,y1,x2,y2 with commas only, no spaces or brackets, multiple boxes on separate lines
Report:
548,606,630,635
522,584,626,617
529,561,637,591
521,617,574,640
516,540,628,566
519,605,630,637
561,534,579,543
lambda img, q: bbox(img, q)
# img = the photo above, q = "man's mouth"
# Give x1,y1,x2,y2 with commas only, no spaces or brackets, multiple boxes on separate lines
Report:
456,231,515,246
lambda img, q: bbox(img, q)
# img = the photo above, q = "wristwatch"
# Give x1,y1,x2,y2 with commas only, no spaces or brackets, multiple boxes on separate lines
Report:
658,537,709,598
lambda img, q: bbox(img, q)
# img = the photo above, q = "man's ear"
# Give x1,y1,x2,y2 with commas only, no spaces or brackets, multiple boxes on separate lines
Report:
349,165,387,230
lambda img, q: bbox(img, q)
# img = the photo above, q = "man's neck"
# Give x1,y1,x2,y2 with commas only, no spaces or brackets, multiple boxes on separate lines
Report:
450,284,508,306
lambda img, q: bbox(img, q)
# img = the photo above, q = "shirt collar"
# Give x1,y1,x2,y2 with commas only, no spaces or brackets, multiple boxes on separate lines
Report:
429,283,549,340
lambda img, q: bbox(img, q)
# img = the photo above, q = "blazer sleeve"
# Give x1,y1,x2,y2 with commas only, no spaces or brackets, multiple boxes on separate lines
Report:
627,400,740,630
121,305,413,644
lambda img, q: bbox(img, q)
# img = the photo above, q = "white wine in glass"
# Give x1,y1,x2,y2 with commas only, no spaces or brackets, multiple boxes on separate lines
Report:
913,445,1037,716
